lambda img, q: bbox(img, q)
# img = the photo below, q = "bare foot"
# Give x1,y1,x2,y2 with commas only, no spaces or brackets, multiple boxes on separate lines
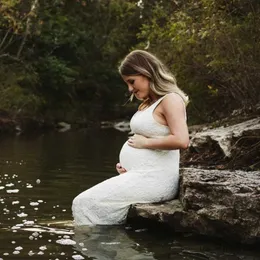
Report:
116,163,127,174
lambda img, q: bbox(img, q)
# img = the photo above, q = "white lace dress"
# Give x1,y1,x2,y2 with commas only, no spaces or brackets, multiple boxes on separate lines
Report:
72,95,182,225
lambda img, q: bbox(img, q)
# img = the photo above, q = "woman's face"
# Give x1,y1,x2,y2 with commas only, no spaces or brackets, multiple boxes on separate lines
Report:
122,75,151,100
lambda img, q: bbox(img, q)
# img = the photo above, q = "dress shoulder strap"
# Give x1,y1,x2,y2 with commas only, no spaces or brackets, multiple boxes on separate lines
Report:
151,93,187,121
150,94,168,111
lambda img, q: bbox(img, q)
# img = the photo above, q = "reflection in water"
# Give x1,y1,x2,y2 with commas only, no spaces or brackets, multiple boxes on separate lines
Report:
73,225,156,260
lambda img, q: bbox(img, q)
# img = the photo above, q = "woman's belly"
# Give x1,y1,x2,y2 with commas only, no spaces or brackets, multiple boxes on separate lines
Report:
119,141,178,171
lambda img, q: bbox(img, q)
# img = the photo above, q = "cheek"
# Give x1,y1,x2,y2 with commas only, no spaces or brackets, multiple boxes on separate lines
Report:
144,82,150,92
140,79,150,91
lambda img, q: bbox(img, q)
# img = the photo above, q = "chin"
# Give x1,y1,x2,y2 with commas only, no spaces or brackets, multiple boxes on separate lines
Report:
135,93,148,101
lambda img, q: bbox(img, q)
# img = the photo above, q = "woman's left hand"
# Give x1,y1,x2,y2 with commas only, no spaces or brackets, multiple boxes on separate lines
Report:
128,134,148,149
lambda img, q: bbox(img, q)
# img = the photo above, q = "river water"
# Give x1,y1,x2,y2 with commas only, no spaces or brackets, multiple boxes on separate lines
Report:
0,129,259,260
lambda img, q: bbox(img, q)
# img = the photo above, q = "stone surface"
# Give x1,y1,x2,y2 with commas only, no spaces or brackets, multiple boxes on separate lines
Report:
181,117,260,170
189,118,260,157
101,120,131,132
129,168,260,244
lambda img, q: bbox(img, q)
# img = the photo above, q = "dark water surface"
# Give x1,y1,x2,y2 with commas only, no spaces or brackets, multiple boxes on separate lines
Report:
0,129,259,260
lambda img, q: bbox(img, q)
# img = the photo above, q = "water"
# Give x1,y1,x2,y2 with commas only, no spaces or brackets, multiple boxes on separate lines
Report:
0,129,259,260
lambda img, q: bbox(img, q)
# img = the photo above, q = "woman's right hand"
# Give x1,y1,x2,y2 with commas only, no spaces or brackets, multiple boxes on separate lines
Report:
116,163,127,174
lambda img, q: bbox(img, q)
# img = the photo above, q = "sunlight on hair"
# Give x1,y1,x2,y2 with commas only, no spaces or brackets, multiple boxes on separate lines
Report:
119,50,189,109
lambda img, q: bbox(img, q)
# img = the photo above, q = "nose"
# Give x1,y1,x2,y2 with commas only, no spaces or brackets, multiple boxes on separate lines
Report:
128,85,133,93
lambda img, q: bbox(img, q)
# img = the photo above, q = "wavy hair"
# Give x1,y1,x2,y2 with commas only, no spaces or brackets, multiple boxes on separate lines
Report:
119,50,188,109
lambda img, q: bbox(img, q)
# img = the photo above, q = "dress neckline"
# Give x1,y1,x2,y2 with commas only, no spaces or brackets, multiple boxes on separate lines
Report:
138,96,165,112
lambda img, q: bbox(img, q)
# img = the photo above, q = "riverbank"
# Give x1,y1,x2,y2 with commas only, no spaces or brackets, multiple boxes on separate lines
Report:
1,110,259,245
128,116,260,245
0,111,53,134
181,117,260,171
1,110,259,171
99,114,260,244
0,113,95,135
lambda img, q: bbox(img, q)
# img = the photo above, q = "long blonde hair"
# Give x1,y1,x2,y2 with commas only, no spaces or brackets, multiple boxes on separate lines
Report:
119,50,188,109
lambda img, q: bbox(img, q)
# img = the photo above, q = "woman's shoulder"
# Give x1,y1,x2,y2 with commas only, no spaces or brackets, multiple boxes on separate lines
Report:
159,92,187,117
161,92,185,106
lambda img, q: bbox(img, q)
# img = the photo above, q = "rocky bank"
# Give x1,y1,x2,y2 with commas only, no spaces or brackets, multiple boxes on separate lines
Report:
1,110,260,244
128,117,260,245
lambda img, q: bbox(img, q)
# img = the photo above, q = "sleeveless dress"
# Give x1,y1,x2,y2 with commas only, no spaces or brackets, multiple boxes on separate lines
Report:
72,95,182,225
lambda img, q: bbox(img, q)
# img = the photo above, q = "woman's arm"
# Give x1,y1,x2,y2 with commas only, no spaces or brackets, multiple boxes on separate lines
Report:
127,93,189,150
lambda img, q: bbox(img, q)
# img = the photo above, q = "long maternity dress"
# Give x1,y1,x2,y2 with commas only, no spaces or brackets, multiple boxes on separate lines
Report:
72,94,183,225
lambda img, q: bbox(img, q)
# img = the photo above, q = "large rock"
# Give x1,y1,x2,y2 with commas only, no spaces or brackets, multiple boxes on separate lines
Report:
190,118,260,157
129,168,260,244
181,117,260,170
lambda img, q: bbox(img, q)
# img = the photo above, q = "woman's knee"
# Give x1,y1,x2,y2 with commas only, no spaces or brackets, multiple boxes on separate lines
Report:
72,190,95,209
72,192,86,209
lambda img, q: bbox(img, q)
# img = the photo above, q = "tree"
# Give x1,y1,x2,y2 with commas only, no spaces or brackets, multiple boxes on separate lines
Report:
136,0,260,122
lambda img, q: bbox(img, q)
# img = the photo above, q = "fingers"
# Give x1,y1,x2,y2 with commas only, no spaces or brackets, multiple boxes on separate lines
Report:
127,142,134,148
128,135,134,146
116,163,126,174
116,163,121,168
118,168,126,174
127,139,133,146
127,134,142,148
118,169,126,174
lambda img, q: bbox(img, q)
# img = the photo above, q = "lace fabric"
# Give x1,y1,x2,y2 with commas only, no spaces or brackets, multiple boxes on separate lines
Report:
72,94,183,225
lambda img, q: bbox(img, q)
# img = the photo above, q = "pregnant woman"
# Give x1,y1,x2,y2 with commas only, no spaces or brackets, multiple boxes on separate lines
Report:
72,50,189,225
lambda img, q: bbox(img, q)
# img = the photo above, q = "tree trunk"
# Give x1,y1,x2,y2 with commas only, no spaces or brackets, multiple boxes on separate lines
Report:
16,0,39,59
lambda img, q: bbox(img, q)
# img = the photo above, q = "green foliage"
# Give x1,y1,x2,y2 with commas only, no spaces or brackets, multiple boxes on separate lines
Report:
0,0,142,121
36,56,78,106
0,61,43,115
137,0,260,123
0,0,259,123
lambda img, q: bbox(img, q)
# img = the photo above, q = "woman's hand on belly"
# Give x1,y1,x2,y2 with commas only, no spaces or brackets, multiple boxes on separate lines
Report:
128,134,148,149
116,163,127,174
